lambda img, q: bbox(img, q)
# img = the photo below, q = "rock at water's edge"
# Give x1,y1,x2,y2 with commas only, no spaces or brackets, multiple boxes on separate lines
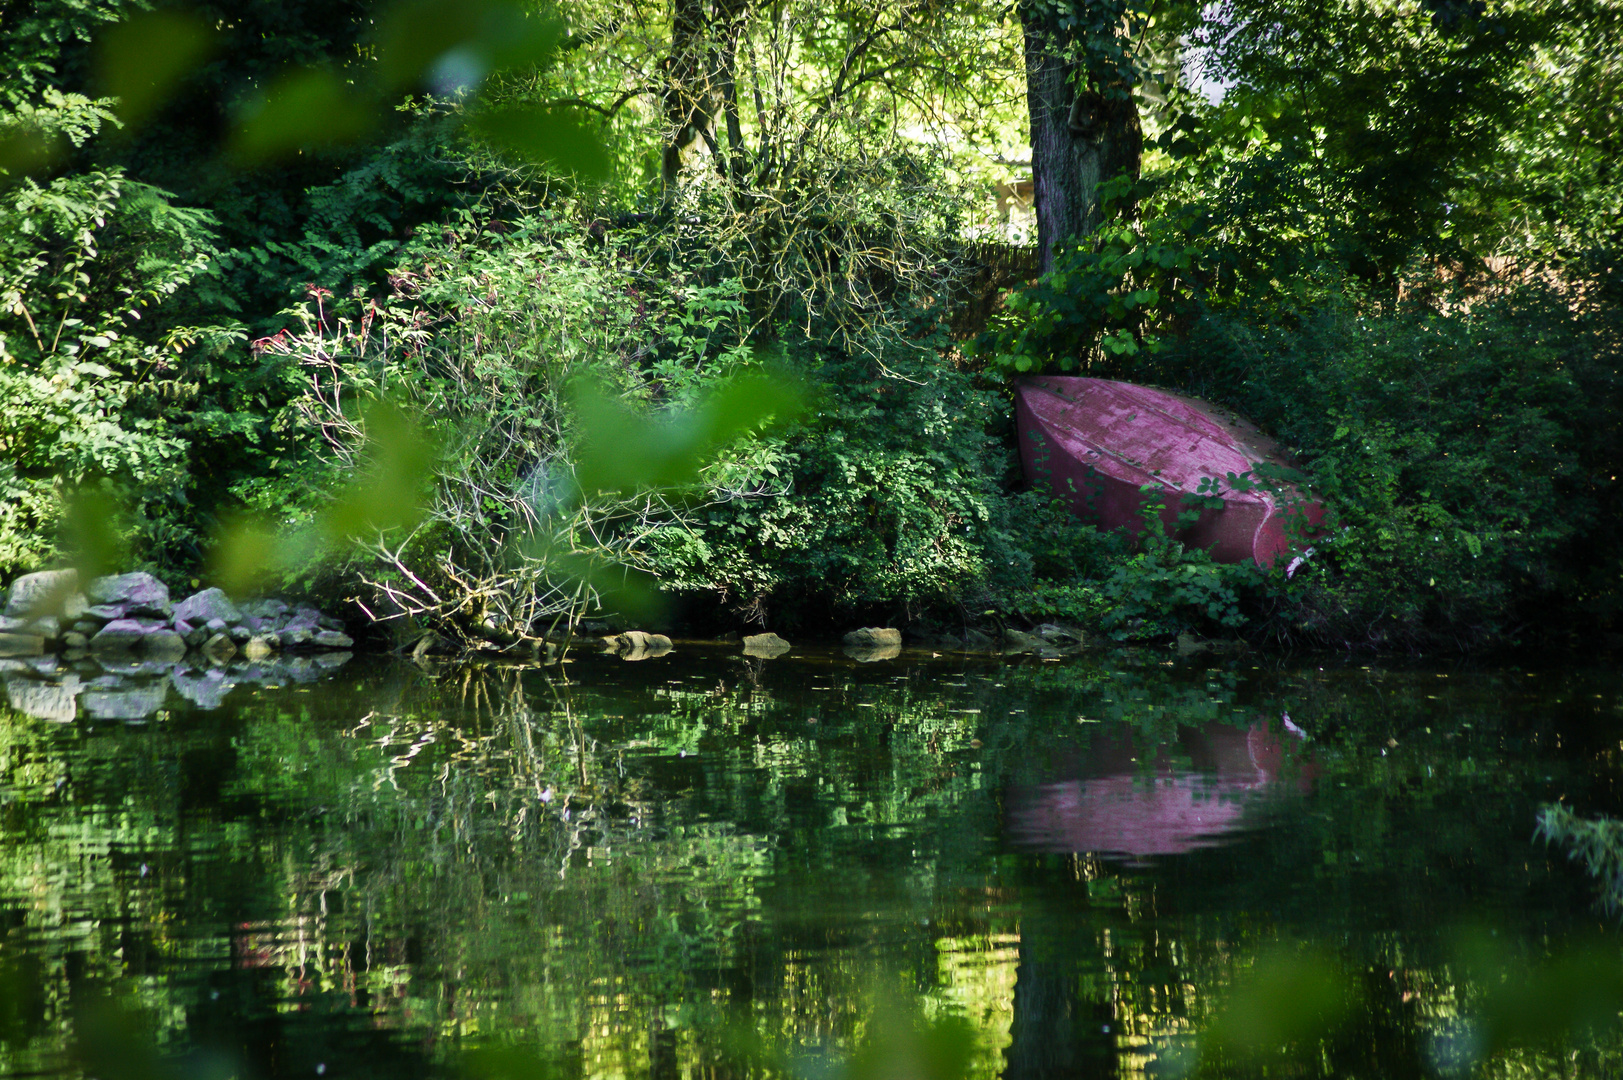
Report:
3,569,78,618
86,573,172,617
0,633,47,658
742,632,791,657
143,630,188,662
843,627,902,648
4,675,80,722
173,587,243,626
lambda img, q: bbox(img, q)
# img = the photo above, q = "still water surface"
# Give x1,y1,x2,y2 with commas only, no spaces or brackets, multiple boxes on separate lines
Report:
1,645,1621,1079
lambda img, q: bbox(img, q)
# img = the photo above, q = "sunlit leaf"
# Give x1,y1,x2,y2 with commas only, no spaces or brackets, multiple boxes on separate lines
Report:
94,10,217,130
469,105,610,180
226,69,375,166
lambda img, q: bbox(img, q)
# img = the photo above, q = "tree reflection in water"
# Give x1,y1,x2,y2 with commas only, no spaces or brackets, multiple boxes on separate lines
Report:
0,650,1617,1079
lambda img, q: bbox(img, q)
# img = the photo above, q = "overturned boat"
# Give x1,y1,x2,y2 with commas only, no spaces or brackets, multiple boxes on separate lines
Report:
1014,376,1323,567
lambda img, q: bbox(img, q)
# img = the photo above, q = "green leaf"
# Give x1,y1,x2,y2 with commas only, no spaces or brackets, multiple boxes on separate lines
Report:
226,69,375,166
570,370,802,498
94,11,217,131
321,400,440,544
468,105,610,181
376,0,563,92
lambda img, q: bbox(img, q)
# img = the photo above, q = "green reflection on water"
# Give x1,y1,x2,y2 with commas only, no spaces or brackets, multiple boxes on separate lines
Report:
0,649,1620,1079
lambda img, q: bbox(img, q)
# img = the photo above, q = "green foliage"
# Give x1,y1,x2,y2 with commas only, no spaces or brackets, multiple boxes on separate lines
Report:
644,316,1031,624
1110,273,1623,648
0,148,251,575
1536,804,1623,914
979,176,1203,372
1095,538,1263,642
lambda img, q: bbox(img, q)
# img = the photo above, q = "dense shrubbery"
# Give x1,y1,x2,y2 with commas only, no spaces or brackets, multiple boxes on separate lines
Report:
257,196,1047,641
1123,274,1623,649
0,97,270,575
5,0,1618,654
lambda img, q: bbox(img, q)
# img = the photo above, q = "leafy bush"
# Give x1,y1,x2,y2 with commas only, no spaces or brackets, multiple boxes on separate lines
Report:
0,94,261,576
645,317,1031,626
1108,272,1623,649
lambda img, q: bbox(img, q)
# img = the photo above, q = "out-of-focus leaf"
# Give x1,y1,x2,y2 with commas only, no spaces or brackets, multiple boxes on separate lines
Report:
377,0,563,93
0,128,60,178
69,993,169,1080
321,400,438,543
695,371,806,450
571,370,803,498
226,69,374,166
846,1006,976,1080
469,105,610,180
208,515,306,597
1454,929,1623,1054
459,1045,561,1080
0,953,44,1045
62,485,127,582
526,542,667,625
94,10,217,130
1202,947,1357,1063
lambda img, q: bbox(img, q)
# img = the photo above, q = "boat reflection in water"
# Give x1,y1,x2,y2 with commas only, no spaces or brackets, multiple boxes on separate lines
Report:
1006,721,1311,860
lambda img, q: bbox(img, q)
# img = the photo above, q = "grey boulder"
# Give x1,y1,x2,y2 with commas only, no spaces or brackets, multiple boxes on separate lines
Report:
142,630,188,662
170,668,236,710
0,633,45,658
89,619,166,654
843,627,902,648
202,633,237,664
240,598,289,620
742,632,791,658
172,587,244,626
3,568,78,617
86,573,172,618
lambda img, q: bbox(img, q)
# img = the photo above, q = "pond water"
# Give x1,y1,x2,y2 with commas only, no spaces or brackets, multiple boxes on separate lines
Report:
1,644,1621,1079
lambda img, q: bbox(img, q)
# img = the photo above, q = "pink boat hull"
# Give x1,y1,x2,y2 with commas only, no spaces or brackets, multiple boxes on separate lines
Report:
1014,376,1323,566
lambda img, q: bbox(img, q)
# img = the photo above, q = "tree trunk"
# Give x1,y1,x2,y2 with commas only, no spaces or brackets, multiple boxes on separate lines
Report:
1019,0,1144,274
663,0,751,193
663,0,717,191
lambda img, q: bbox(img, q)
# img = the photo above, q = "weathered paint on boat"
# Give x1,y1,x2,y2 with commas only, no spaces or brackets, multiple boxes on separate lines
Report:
1014,376,1323,567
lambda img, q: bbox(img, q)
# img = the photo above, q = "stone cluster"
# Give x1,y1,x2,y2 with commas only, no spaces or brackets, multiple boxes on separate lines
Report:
0,569,354,662
3,651,353,723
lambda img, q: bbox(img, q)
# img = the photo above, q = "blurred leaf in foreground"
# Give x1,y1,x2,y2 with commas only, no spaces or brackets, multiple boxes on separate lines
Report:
321,399,439,544
458,1043,564,1080
469,105,609,180
208,514,304,597
94,10,217,131
1201,946,1358,1067
226,69,375,166
1453,927,1623,1057
377,0,563,94
571,369,803,498
69,992,169,1080
0,127,60,179
61,484,127,583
